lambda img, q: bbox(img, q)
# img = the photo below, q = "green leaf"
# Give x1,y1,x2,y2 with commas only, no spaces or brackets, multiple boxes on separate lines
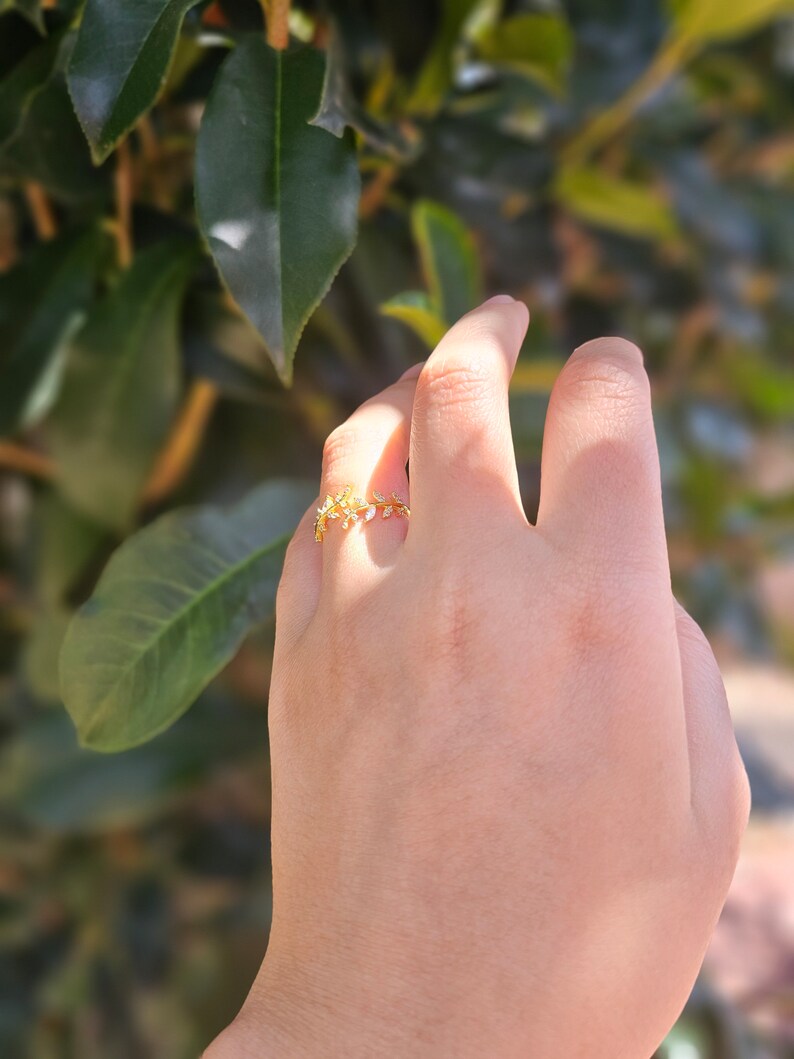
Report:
474,13,573,95
67,0,201,164
0,697,266,831
669,0,794,44
0,225,107,436
0,0,44,32
0,72,109,199
408,0,480,116
381,291,447,348
554,166,679,241
309,22,419,163
48,240,197,530
196,39,360,384
22,496,106,702
60,479,314,751
0,27,61,149
411,199,482,324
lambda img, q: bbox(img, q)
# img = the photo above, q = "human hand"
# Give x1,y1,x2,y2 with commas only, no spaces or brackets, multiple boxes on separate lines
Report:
207,297,749,1058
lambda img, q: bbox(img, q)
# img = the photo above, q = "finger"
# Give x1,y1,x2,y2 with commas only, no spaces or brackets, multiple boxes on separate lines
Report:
408,296,530,537
674,602,751,847
318,368,418,586
275,499,323,648
536,337,668,581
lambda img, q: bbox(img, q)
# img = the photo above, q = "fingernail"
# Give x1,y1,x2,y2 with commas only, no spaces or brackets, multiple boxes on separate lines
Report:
398,360,425,381
483,294,515,305
571,336,644,366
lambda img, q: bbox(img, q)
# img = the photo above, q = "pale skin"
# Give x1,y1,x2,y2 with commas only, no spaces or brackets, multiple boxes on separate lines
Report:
206,296,750,1058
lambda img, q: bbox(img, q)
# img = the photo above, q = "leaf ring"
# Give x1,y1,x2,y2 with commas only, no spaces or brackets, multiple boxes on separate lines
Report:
314,485,410,542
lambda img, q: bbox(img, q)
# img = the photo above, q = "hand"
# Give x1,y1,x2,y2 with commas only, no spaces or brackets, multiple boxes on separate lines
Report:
207,297,749,1058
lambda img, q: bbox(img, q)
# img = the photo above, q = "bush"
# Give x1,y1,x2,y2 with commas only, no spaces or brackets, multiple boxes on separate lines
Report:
1,0,792,1054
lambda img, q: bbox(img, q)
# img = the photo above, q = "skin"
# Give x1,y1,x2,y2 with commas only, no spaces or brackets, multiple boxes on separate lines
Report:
206,296,750,1058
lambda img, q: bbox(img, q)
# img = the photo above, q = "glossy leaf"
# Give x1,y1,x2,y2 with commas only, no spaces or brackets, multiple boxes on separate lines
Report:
0,27,61,149
669,0,794,44
0,225,106,435
474,14,573,95
60,479,314,751
49,240,197,530
554,166,679,241
67,0,201,164
381,291,446,348
196,39,360,384
412,199,482,324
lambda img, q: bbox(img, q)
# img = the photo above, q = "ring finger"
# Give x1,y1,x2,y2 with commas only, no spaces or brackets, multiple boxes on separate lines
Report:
318,364,420,590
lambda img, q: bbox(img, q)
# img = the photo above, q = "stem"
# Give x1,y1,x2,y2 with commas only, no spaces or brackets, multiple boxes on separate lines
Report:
261,0,290,50
24,183,57,240
114,140,134,268
562,35,692,167
142,379,219,506
0,442,54,481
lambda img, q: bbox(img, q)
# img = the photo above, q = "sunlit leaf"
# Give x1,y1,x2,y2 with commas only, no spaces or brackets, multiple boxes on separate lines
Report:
474,13,573,95
60,479,314,751
554,166,679,241
381,290,447,348
669,0,794,44
49,240,198,530
408,0,480,116
412,198,482,323
0,225,107,435
67,0,201,164
196,39,360,384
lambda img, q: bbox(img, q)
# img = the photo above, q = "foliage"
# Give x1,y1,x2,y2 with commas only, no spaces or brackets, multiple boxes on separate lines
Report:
1,0,793,1054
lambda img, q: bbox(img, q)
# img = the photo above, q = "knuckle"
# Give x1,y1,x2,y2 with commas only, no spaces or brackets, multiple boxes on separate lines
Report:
417,356,493,413
321,424,358,480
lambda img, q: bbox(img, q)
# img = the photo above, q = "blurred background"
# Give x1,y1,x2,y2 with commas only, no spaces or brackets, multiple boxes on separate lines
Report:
1,0,794,1055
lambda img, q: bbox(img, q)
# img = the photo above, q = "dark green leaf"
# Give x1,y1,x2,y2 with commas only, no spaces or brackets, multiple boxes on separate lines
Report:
195,39,360,384
309,23,419,163
0,697,267,830
474,14,573,95
0,27,61,149
0,72,108,199
49,240,197,530
60,479,314,751
67,0,201,164
0,0,43,32
0,225,107,435
412,199,482,324
554,166,679,241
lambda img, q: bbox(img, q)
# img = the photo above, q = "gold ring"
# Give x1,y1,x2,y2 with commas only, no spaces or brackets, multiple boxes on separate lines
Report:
314,485,410,542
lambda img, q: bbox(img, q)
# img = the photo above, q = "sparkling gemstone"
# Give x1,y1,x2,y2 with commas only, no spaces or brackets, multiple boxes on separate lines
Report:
364,506,376,521
383,506,393,518
351,513,359,522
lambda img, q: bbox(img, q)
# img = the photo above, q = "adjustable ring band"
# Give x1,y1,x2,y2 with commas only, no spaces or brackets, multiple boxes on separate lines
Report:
314,485,410,542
